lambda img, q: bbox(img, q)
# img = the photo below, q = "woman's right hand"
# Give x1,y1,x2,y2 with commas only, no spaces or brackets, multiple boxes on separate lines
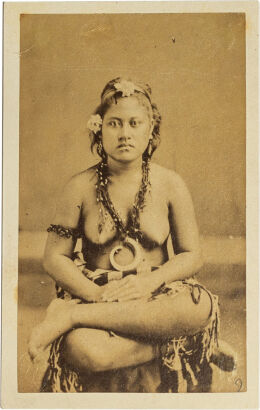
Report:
91,279,122,303
96,280,128,303
100,274,158,302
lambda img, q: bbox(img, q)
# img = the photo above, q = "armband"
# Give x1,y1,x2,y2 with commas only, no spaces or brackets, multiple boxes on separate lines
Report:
47,224,81,239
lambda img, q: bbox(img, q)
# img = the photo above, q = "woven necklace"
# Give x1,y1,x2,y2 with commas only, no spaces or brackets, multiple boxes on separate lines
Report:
96,159,151,242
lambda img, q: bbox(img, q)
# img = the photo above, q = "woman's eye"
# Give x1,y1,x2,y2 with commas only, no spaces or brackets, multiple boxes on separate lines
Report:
108,120,119,127
130,120,140,127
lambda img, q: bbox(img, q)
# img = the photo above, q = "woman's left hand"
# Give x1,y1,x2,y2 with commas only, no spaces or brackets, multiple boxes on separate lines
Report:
101,275,157,302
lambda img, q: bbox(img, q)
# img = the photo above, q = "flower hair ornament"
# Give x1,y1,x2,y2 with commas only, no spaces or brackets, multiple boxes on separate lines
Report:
114,79,136,97
102,79,151,103
87,114,102,134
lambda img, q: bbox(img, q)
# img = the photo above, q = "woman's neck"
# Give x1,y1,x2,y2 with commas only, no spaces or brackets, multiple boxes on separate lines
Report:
106,156,143,178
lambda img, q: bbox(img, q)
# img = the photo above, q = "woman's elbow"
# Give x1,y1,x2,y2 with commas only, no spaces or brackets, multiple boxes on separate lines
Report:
43,252,61,275
43,251,72,279
43,254,53,274
43,254,63,285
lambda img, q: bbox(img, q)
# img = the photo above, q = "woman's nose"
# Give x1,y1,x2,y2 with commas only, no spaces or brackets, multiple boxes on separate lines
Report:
119,123,131,140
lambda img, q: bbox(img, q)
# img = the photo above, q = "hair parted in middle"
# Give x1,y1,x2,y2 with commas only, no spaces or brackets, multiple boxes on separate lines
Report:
88,77,162,161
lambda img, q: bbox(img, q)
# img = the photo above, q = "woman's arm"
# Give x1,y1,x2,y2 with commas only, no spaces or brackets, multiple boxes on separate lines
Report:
148,170,203,287
43,174,102,302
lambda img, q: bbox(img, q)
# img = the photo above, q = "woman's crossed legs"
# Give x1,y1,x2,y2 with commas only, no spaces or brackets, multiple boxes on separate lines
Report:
29,287,212,372
65,328,159,373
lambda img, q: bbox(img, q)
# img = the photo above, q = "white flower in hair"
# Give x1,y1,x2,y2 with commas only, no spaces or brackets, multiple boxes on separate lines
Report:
114,79,136,97
87,114,102,133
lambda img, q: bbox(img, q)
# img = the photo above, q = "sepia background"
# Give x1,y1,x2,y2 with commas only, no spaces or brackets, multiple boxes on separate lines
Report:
18,13,246,392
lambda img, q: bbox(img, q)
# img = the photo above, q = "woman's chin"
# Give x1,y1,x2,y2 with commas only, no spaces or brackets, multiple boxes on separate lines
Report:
108,152,142,163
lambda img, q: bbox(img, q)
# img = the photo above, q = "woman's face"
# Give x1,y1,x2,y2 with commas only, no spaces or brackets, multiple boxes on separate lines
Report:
102,96,153,163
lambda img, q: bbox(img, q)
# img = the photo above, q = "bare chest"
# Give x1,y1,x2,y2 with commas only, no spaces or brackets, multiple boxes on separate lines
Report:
82,181,170,246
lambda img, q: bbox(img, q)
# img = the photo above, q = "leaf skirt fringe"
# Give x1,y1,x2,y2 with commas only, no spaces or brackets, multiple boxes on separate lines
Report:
41,274,222,393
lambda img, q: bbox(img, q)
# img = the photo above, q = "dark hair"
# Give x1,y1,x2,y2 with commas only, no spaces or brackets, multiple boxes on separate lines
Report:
89,78,162,160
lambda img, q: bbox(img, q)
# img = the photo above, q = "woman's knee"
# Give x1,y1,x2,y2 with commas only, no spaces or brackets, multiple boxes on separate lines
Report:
174,287,212,333
64,328,113,372
192,288,212,329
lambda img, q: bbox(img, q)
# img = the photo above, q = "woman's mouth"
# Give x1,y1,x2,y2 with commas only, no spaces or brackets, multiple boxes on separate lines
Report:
117,144,134,150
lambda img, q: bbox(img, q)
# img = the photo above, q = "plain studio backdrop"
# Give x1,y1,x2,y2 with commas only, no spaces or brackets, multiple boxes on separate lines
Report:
19,13,245,235
18,13,246,392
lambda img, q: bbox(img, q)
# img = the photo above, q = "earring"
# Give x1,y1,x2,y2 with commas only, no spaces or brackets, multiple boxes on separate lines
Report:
147,138,153,158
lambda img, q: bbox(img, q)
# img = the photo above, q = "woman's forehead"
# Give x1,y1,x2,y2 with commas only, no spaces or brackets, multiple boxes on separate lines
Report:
104,96,150,118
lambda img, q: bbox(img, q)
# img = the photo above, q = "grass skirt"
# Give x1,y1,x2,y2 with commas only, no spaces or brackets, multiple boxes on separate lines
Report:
41,256,221,393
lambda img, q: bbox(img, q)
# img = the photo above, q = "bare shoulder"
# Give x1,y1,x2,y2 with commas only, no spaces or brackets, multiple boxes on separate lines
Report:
62,165,97,197
151,163,190,199
54,165,97,226
54,166,97,220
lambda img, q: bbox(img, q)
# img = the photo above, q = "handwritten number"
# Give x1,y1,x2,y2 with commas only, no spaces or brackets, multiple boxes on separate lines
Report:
235,378,242,392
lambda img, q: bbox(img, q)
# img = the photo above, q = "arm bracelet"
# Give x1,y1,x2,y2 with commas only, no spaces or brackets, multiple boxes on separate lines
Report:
47,224,81,239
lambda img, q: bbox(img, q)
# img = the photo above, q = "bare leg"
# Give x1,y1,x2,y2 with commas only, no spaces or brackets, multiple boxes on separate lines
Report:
29,288,211,360
64,328,159,372
72,288,211,338
28,298,80,360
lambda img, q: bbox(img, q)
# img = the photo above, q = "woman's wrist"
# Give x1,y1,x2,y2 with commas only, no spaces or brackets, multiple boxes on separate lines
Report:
139,273,164,294
149,268,169,290
71,303,81,327
85,285,103,303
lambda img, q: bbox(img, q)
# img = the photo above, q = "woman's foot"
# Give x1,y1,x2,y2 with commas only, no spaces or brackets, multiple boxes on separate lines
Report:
28,298,80,361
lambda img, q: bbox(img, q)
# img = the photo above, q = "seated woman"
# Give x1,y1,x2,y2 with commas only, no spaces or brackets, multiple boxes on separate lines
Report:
29,78,235,393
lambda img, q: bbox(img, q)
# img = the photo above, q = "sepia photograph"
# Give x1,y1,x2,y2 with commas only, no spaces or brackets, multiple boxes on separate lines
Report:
2,1,258,408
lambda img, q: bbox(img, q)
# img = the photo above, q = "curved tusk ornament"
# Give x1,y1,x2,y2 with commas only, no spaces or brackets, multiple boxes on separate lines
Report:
109,237,142,272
